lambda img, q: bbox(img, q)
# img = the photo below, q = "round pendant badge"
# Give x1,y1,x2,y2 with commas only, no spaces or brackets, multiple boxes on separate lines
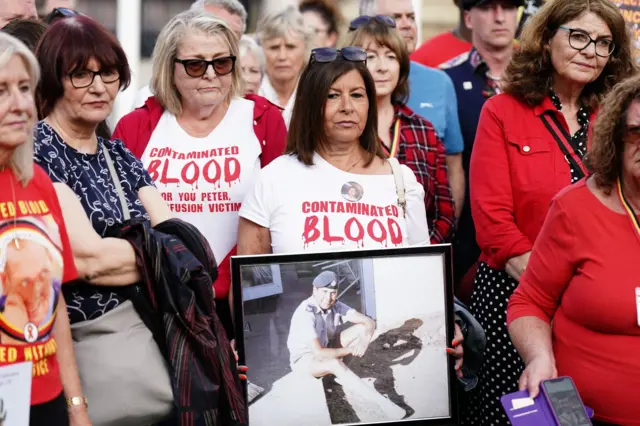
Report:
341,181,364,202
24,322,38,343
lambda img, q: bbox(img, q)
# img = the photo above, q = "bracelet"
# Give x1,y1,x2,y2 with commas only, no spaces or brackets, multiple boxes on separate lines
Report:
66,396,88,408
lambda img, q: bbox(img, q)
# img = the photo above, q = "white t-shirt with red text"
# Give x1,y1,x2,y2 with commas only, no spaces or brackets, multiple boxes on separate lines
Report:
239,153,430,254
141,98,262,281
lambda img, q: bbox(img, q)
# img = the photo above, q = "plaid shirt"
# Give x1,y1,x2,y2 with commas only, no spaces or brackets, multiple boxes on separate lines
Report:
383,104,455,243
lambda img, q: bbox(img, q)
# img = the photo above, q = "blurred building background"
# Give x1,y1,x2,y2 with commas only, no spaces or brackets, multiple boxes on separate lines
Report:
66,0,458,123
73,0,458,58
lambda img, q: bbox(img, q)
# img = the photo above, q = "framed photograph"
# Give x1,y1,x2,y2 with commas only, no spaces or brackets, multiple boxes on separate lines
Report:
231,245,458,426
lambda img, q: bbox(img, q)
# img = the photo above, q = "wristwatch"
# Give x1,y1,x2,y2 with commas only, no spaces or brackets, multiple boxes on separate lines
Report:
66,396,88,408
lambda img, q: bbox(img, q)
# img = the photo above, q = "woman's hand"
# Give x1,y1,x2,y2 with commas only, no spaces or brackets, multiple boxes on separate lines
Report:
230,339,248,381
446,323,464,378
505,251,531,281
518,355,558,398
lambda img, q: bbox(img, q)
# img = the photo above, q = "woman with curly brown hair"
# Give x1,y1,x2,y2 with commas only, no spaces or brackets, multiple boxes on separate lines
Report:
463,0,637,424
508,72,640,426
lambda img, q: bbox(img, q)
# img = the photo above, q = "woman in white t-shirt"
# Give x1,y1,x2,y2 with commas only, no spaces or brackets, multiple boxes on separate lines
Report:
113,10,287,338
239,46,430,254
238,46,464,375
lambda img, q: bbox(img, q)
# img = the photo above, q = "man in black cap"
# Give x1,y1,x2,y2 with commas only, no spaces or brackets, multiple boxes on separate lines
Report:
442,0,521,303
286,271,406,419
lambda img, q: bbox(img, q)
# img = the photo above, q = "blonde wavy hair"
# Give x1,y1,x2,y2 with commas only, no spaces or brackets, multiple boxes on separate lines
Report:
0,33,40,186
589,74,640,192
151,9,242,116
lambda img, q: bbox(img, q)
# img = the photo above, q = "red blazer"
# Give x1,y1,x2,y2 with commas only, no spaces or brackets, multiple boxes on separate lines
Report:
112,94,287,299
469,93,593,270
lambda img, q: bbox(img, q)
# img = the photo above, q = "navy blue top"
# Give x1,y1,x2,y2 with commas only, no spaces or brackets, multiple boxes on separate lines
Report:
33,121,155,323
444,49,491,280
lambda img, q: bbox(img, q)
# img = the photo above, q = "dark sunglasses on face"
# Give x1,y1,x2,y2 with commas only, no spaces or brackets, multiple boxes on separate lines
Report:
44,7,79,24
348,15,396,32
174,56,236,78
309,47,368,64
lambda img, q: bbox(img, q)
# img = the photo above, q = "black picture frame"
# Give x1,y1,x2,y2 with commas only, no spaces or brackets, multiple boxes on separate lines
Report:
231,244,458,426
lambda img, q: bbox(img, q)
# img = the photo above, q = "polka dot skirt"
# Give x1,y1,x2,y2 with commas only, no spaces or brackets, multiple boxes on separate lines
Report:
459,263,523,425
458,91,588,425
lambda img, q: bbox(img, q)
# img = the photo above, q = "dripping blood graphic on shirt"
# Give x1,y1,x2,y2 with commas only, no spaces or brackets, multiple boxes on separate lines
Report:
301,200,404,249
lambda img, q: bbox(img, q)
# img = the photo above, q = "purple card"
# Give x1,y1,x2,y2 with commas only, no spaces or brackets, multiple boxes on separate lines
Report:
501,390,594,425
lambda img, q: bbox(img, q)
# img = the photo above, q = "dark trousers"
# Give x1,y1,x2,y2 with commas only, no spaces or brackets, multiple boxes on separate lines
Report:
30,393,69,426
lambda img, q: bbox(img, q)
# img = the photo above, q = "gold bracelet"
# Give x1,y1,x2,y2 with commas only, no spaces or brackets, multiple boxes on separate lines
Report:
66,396,88,408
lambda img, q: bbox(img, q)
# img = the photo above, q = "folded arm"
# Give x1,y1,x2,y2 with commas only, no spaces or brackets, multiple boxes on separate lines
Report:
54,182,140,286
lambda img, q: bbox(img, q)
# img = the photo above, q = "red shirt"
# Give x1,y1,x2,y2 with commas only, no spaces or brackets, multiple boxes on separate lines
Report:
507,180,640,425
113,95,286,300
469,93,593,269
411,32,472,69
0,166,77,405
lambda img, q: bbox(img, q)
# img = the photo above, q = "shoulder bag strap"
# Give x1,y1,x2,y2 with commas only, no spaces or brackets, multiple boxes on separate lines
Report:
388,157,406,218
539,112,589,180
102,144,131,221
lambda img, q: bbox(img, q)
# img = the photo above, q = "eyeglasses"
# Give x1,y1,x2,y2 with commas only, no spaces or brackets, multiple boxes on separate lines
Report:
309,47,368,64
69,69,120,89
348,15,396,32
558,26,615,58
174,56,236,78
625,126,640,145
44,7,79,24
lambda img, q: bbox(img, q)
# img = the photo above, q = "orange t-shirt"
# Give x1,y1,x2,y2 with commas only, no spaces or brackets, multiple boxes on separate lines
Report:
0,166,77,405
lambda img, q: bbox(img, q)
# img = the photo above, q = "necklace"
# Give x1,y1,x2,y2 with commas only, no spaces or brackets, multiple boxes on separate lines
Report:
347,154,364,172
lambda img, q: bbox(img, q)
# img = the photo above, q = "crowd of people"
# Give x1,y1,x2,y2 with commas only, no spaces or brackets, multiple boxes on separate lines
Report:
0,0,638,425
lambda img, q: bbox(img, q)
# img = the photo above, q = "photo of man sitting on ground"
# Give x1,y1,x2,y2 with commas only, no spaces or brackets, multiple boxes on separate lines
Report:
286,271,407,420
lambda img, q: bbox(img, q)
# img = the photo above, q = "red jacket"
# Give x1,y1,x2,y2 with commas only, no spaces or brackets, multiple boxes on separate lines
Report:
469,93,593,270
113,94,287,299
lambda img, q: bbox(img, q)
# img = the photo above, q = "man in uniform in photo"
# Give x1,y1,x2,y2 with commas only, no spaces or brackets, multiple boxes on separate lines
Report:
286,271,406,420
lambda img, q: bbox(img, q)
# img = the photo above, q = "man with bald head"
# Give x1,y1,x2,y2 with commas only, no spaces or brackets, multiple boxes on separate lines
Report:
0,0,37,29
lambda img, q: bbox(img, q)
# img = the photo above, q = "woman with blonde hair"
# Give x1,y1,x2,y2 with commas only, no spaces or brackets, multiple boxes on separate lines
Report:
0,32,90,426
464,0,636,423
257,5,314,127
114,9,287,341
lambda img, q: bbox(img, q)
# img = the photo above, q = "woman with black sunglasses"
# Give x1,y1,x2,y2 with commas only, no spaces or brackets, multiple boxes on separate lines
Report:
113,9,286,344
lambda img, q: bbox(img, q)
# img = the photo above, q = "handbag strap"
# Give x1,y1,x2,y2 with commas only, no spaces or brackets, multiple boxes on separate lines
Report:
388,157,406,218
102,144,131,221
539,113,588,180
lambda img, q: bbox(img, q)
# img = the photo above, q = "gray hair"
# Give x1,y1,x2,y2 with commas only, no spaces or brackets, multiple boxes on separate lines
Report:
151,9,242,116
0,33,39,186
257,5,314,59
239,35,265,75
359,0,377,16
191,0,248,34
